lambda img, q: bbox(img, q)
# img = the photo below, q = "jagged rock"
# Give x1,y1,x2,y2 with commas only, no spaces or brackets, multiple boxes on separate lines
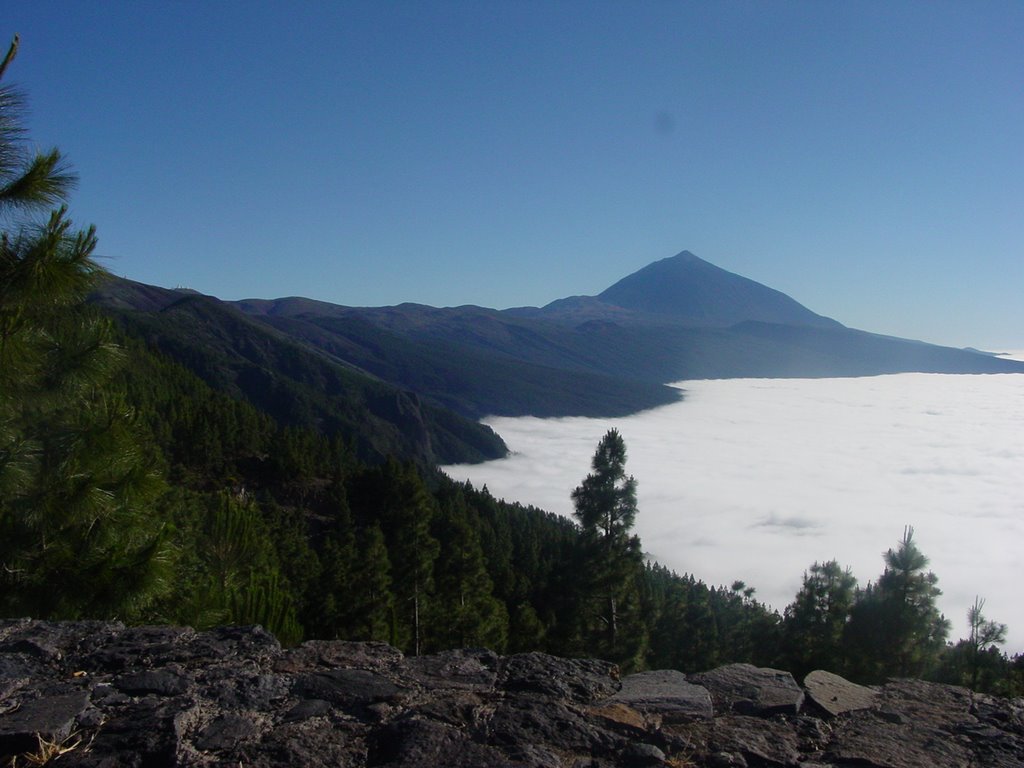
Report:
79,625,197,672
255,718,365,767
291,668,409,719
691,662,805,716
370,715,516,768
407,647,499,691
484,696,621,755
193,711,266,752
821,678,1015,768
804,669,880,716
497,651,620,702
671,714,801,766
1,621,1023,768
199,667,291,710
607,669,713,721
588,701,658,734
414,690,485,728
275,639,404,675
0,619,119,664
620,741,667,766
0,690,88,754
0,655,47,701
114,667,190,696
825,708,973,767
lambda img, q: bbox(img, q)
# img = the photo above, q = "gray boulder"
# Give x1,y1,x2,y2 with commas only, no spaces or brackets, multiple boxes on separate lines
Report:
690,662,805,716
607,669,713,721
804,669,879,717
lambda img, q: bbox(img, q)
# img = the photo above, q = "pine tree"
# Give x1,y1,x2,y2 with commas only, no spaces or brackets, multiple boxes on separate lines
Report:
431,487,508,651
507,601,546,653
0,36,169,619
231,570,302,645
571,429,646,667
783,560,857,678
369,461,440,655
346,523,394,641
965,596,1007,690
644,567,723,672
844,527,950,681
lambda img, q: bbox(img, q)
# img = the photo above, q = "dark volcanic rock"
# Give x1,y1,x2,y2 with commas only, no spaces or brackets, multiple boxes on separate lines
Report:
370,715,516,768
407,647,499,691
691,662,805,716
0,690,88,754
275,639,404,675
827,708,972,767
804,669,880,717
291,668,408,718
498,651,620,702
677,714,802,766
2,621,1023,768
484,695,621,755
607,669,713,722
114,668,190,696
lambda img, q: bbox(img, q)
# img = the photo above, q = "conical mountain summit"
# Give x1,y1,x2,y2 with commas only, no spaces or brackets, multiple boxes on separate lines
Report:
595,250,841,328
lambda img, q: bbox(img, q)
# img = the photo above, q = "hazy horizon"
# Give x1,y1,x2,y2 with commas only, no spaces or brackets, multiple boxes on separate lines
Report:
445,367,1024,654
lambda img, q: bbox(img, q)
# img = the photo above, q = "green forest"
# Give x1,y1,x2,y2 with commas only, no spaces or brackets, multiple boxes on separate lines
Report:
1,37,1021,698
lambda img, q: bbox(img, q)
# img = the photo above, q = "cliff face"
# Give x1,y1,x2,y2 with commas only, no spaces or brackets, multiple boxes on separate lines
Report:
1,621,1022,767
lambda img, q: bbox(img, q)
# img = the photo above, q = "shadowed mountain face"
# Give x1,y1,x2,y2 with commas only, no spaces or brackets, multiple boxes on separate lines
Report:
91,279,509,466
93,251,1024,462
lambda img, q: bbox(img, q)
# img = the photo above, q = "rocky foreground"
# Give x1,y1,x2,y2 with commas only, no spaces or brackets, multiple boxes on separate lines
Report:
1,621,1022,767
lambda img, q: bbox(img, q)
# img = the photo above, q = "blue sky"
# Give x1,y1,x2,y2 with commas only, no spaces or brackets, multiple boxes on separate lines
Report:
6,2,1023,348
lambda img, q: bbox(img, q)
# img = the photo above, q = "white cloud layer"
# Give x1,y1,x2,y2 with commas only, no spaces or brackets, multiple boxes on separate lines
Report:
444,371,1024,653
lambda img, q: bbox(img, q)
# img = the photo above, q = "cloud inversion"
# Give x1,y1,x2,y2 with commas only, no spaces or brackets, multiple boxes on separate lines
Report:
445,372,1024,651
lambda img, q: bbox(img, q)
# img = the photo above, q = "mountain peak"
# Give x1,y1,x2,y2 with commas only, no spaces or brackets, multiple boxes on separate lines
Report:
596,251,841,329
667,249,701,261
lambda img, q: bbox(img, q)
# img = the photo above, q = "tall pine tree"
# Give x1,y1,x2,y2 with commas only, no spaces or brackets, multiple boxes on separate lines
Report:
782,560,857,678
366,460,440,655
571,429,646,668
844,527,950,681
0,36,169,619
431,486,508,651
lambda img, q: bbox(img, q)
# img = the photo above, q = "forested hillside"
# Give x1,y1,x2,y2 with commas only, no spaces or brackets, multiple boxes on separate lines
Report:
11,315,1024,692
92,278,508,466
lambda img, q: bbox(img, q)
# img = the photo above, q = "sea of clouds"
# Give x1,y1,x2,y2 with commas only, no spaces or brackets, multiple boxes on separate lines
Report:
444,366,1024,653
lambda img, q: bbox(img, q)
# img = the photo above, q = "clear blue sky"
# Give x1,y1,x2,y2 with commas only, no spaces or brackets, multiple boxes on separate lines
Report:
6,1,1023,348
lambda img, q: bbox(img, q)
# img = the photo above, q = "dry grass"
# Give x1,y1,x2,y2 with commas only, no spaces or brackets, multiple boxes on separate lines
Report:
9,731,86,767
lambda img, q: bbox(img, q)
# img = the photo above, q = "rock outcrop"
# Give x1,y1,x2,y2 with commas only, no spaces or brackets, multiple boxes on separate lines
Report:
1,620,1023,767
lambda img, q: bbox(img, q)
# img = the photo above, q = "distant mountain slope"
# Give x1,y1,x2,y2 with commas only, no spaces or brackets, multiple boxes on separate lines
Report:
234,249,1023,392
514,251,841,329
597,251,842,328
240,306,684,419
94,250,1024,465
91,278,508,465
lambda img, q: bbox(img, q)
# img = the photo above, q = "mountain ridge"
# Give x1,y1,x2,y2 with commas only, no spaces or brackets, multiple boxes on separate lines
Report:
91,278,510,465
92,251,1024,464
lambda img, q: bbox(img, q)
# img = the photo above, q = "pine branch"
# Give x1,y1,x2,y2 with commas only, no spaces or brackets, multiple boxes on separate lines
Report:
0,35,19,80
0,149,78,213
